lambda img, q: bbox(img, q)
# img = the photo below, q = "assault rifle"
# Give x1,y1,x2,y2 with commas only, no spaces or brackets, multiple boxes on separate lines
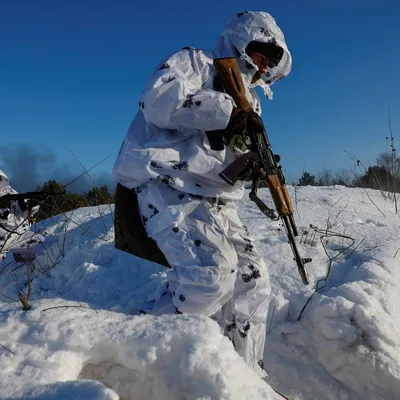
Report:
0,190,66,209
0,191,66,223
214,57,311,285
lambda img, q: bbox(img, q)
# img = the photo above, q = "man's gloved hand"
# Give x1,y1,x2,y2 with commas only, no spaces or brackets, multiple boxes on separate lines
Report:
246,111,264,134
237,160,267,181
226,108,264,139
225,108,265,151
238,153,281,181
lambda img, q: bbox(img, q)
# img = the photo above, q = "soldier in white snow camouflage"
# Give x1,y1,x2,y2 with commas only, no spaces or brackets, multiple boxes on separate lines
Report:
0,170,43,262
112,11,292,376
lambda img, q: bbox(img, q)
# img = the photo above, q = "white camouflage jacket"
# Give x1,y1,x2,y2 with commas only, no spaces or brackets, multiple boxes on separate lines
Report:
112,11,292,200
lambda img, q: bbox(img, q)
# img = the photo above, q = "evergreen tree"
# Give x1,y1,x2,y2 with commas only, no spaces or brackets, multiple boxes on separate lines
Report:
35,180,88,221
86,185,114,206
298,171,316,186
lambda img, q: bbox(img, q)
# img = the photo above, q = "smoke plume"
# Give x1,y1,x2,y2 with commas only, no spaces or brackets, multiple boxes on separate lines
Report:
0,144,115,193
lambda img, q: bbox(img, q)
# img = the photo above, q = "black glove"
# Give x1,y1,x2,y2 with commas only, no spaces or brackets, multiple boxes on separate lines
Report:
238,154,281,180
224,108,265,151
226,108,264,138
246,111,264,134
237,160,267,181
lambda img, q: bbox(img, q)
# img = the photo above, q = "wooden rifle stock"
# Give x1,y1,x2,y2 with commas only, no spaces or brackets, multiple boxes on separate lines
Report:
263,174,290,216
213,58,253,112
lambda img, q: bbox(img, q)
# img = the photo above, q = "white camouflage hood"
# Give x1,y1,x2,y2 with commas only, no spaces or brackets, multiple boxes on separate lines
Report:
213,11,292,98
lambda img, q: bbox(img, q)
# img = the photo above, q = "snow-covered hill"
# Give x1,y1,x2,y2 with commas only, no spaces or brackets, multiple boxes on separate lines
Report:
1,186,399,399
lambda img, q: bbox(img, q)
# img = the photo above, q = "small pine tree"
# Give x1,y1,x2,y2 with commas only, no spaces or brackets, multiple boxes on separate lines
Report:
35,180,88,221
86,185,114,206
353,165,397,191
298,171,316,186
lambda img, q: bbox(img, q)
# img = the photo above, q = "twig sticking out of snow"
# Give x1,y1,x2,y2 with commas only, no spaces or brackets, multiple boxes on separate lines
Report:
0,343,15,355
297,225,355,321
41,304,98,313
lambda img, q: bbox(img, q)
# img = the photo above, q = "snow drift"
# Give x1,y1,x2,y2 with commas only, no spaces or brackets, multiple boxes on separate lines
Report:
0,185,400,399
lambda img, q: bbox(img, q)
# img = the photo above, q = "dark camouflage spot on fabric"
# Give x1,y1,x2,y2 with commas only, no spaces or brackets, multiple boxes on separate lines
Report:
226,322,237,332
252,269,261,279
178,193,185,200
150,160,163,169
242,273,252,283
237,11,249,17
160,62,170,70
179,294,186,302
147,203,159,219
259,27,271,37
172,227,179,232
169,160,189,171
242,265,261,282
182,94,201,108
194,240,201,246
245,61,255,70
157,174,176,186
244,243,254,252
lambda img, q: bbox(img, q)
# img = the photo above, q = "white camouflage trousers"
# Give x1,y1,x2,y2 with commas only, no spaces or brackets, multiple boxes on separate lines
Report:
137,179,271,374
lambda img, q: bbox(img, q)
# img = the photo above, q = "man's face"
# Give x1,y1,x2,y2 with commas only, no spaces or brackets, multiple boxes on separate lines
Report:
249,52,269,76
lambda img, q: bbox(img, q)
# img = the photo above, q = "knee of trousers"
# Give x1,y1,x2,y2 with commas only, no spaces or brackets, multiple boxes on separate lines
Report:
252,269,271,319
169,267,238,316
234,265,271,325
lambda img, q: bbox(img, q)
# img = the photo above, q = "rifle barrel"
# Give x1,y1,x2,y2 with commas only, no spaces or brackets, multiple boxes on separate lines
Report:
282,215,310,285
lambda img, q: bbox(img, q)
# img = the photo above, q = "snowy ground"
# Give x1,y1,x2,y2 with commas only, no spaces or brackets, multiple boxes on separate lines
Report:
1,186,400,399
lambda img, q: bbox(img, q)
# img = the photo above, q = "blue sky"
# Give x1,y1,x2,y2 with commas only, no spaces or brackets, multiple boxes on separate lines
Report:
1,0,399,191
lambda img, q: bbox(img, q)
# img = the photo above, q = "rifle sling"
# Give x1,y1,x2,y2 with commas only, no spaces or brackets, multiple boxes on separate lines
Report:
249,180,278,220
